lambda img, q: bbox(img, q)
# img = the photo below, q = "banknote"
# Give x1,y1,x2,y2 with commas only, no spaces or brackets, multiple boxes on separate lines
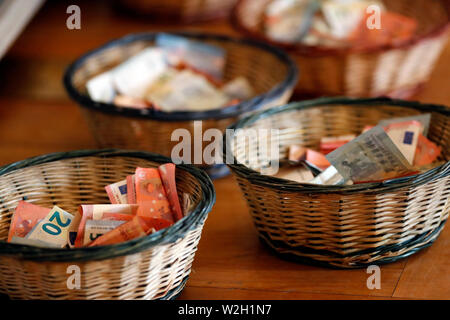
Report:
68,209,82,248
113,95,150,109
222,76,254,101
155,33,225,81
301,160,323,176
159,163,183,221
320,134,356,155
384,120,422,164
288,145,306,162
322,0,382,39
86,71,115,103
414,134,442,166
146,69,229,112
10,236,61,248
289,146,331,170
309,165,352,185
88,216,160,247
7,201,50,242
326,126,414,183
272,162,315,183
82,219,125,246
305,149,330,170
127,175,136,204
26,206,76,248
135,167,174,223
105,179,128,204
378,114,431,136
112,47,167,99
265,0,320,42
75,204,137,247
417,161,446,173
349,10,417,48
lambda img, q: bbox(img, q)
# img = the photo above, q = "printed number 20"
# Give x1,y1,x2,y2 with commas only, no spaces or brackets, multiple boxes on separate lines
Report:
42,211,72,235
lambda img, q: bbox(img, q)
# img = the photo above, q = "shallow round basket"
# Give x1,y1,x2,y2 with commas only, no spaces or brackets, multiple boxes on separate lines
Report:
0,149,215,299
233,0,450,98
116,0,238,23
225,97,450,268
63,32,298,179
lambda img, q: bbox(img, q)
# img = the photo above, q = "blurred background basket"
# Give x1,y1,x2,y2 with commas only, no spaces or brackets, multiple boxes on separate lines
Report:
116,0,238,23
0,149,215,300
64,32,298,179
233,0,450,98
225,97,450,268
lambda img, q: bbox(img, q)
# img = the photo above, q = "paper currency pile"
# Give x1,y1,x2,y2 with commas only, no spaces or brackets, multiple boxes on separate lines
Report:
87,34,254,112
7,163,192,248
270,114,443,185
264,0,417,48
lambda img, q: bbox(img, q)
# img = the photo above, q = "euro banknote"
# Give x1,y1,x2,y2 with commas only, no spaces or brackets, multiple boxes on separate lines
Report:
326,126,414,183
26,206,76,248
7,201,50,242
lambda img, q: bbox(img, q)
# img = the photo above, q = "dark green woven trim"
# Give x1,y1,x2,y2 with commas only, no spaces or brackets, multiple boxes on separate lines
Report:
159,276,189,300
224,97,450,194
0,149,216,262
259,220,446,269
63,31,298,122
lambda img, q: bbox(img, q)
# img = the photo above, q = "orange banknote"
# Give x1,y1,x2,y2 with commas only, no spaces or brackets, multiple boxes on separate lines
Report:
158,163,183,222
126,174,136,204
349,11,417,49
134,167,174,223
105,179,128,204
75,204,138,247
320,135,356,155
414,134,442,166
88,215,167,247
7,201,51,242
288,146,331,170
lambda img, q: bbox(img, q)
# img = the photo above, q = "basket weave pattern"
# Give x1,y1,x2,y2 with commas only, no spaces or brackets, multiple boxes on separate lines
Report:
227,98,450,268
0,150,215,299
234,0,450,98
65,33,297,162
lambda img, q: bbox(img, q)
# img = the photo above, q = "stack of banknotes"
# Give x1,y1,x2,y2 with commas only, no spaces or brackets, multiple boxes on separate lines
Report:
264,0,417,48
87,34,254,112
7,163,192,248
270,114,443,185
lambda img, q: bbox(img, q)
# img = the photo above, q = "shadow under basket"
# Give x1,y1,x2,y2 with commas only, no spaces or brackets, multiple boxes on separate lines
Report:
233,0,450,98
225,97,450,268
63,32,298,180
0,150,215,300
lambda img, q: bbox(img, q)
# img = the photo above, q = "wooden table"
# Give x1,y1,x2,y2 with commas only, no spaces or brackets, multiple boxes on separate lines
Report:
0,0,448,300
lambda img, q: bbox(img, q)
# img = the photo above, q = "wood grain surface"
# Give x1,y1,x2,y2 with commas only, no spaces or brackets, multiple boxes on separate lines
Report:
0,0,448,300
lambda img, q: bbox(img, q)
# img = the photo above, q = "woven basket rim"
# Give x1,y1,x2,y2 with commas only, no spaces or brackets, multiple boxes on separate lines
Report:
225,96,450,194
231,0,450,57
0,149,216,262
63,31,298,121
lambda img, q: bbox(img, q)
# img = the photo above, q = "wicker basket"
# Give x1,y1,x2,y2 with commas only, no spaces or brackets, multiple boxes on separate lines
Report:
233,0,450,98
116,0,238,23
0,149,215,299
63,32,297,179
225,97,450,268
